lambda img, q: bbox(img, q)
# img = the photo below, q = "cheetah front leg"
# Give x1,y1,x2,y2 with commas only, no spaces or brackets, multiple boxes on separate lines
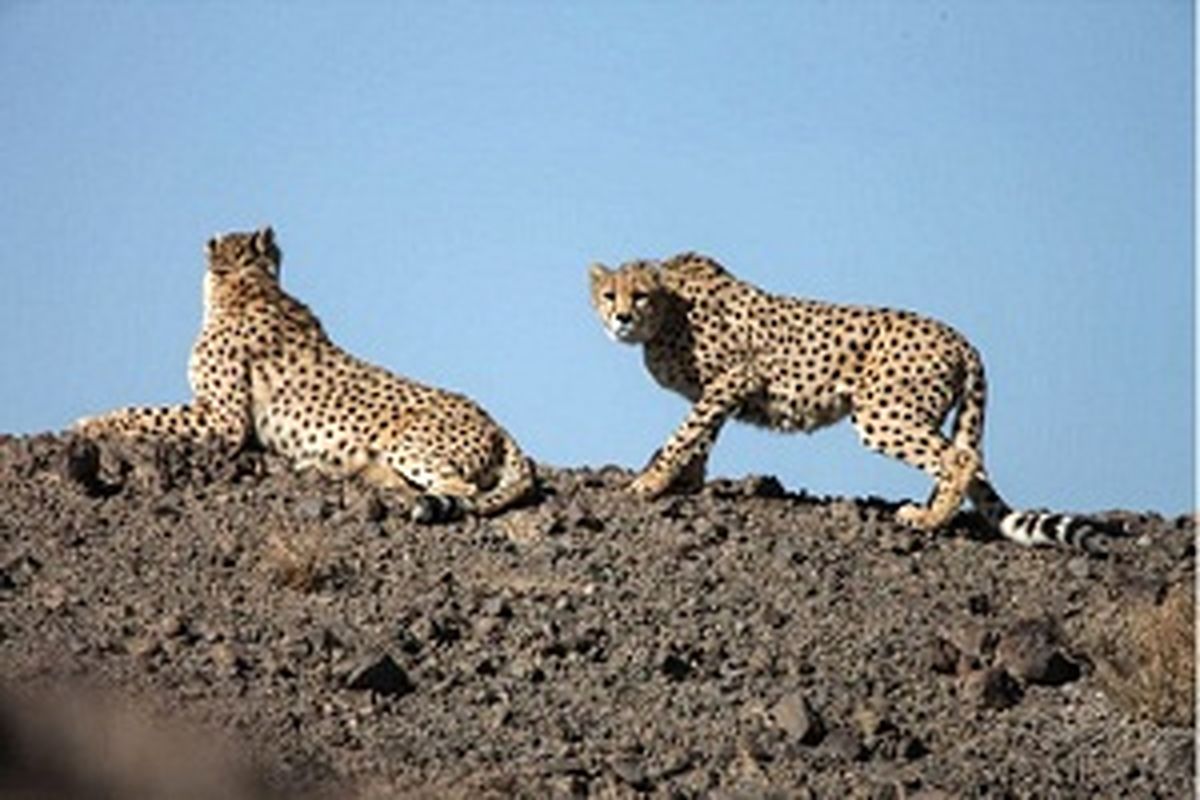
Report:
74,358,252,448
630,364,764,499
73,400,249,448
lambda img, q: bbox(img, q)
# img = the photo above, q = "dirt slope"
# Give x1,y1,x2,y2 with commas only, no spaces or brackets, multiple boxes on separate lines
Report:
0,434,1192,799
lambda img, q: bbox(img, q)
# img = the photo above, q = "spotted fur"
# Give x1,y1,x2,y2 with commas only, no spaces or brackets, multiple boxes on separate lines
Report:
75,227,534,521
589,252,1115,550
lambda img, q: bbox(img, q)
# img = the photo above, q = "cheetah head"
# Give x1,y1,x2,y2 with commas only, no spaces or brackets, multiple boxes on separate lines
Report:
589,260,664,344
202,227,283,320
205,226,282,281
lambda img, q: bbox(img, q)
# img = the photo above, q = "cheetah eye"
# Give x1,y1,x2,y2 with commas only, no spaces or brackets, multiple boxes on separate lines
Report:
631,291,648,304
602,291,616,302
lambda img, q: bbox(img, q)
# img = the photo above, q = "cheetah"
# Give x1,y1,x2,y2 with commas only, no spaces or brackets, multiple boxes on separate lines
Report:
75,227,534,521
589,252,1113,550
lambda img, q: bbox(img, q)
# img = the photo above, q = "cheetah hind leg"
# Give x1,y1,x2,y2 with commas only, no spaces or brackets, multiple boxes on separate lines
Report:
895,445,980,531
853,409,979,532
365,450,482,525
357,462,475,524
357,461,420,497
348,459,470,525
296,455,443,522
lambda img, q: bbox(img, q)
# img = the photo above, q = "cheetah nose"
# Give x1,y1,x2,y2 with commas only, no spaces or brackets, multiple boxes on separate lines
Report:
615,312,633,325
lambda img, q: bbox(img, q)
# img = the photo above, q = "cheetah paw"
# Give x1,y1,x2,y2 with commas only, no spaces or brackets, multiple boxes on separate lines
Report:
628,472,670,499
895,503,939,531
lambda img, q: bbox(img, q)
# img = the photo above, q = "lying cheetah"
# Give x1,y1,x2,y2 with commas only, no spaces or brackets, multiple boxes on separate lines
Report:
75,227,534,521
589,252,1112,549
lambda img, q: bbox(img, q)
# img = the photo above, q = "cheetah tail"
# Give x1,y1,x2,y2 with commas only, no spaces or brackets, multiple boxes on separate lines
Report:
969,478,1119,554
998,510,1122,555
951,343,987,453
473,432,536,517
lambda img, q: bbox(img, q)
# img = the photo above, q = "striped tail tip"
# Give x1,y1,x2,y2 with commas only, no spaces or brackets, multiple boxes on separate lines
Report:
999,511,1116,554
410,494,469,524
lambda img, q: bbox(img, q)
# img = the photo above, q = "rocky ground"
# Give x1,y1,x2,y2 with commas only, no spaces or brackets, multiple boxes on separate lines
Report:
0,433,1192,799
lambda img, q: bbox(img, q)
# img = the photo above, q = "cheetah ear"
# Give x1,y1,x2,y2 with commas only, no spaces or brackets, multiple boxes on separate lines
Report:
254,226,275,252
205,237,218,258
588,263,611,285
642,262,664,288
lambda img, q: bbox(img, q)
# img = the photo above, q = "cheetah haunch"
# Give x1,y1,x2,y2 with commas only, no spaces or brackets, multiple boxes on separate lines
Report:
590,252,1112,550
75,227,534,522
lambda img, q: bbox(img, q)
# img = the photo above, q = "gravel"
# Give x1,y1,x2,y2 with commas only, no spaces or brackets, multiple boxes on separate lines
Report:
0,432,1191,798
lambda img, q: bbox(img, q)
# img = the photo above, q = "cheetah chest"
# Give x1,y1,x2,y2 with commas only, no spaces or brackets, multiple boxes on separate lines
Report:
247,355,350,459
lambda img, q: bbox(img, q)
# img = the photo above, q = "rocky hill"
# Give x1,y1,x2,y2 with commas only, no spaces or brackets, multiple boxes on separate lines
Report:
0,434,1192,799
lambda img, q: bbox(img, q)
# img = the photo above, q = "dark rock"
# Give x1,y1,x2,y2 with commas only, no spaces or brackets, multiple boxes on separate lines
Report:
747,475,787,499
901,734,930,761
925,636,960,675
659,498,690,520
541,513,568,536
995,619,1080,686
344,653,415,697
966,593,990,616
567,504,606,532
63,439,100,487
429,614,464,646
961,667,1022,710
62,438,118,497
661,653,693,681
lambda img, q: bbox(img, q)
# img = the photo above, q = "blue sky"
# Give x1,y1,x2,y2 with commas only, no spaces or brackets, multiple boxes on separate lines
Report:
1,2,1192,514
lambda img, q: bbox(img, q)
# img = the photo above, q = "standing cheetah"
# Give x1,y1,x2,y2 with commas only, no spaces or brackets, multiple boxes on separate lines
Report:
75,227,534,521
589,252,1112,550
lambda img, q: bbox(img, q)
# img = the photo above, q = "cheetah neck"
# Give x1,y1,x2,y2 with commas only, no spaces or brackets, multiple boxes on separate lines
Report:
643,289,691,344
202,272,215,326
